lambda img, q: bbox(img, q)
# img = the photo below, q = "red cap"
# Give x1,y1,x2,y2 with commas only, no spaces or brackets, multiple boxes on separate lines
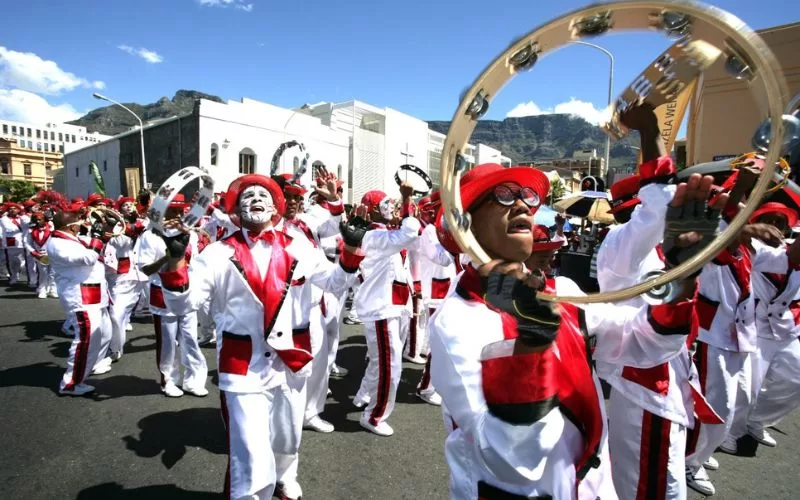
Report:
532,225,562,252
749,202,798,227
224,174,285,225
458,164,549,214
361,190,389,211
87,193,105,206
607,175,642,214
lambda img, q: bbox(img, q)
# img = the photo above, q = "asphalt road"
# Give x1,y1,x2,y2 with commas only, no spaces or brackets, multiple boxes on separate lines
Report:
1,282,798,499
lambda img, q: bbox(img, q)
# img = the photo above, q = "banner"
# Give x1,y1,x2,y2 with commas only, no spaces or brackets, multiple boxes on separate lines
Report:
638,79,697,166
89,161,106,195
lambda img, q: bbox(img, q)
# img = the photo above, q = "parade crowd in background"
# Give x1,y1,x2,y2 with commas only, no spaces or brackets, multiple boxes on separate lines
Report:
2,104,800,500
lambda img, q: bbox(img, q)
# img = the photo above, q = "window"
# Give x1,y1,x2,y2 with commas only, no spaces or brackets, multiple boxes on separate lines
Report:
75,167,79,177
27,128,31,137
59,145,64,153
103,160,107,172
58,133,63,141
11,126,16,134
2,124,6,134
210,143,218,166
0,159,9,174
337,164,343,181
71,135,76,143
51,144,55,152
293,156,299,172
50,131,55,140
23,163,32,176
36,130,41,139
36,142,42,151
27,140,32,149
311,160,324,180
238,148,256,174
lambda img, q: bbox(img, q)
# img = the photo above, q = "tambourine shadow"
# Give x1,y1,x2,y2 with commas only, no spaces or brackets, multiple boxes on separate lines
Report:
76,482,220,500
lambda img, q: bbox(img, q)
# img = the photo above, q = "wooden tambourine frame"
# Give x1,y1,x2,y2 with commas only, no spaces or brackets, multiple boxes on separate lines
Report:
148,166,215,237
439,0,789,304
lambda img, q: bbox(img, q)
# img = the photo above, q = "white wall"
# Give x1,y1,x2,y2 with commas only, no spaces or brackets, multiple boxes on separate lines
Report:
382,107,430,198
197,99,349,197
476,144,504,165
63,139,121,198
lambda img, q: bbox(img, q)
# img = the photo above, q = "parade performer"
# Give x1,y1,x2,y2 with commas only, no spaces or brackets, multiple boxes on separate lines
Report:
138,195,208,398
0,203,28,285
24,211,56,298
352,184,420,436
47,209,113,396
428,161,715,499
155,173,365,499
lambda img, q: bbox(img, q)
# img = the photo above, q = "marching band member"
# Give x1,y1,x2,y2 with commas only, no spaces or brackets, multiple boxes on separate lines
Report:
104,197,148,361
22,199,38,288
352,185,420,436
428,161,716,499
138,195,208,398
154,173,365,500
1,203,28,286
47,209,113,396
24,211,56,298
726,201,800,449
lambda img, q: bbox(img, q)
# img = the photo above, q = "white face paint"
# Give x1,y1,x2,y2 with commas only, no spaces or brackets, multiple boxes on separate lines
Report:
378,197,395,220
120,202,135,215
238,185,275,225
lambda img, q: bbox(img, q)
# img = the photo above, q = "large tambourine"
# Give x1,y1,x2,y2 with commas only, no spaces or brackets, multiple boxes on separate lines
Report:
148,166,215,237
439,0,789,305
271,140,309,180
395,164,433,196
86,206,126,238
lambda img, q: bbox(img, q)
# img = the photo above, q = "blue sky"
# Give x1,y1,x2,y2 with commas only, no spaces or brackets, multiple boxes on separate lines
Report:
0,0,797,126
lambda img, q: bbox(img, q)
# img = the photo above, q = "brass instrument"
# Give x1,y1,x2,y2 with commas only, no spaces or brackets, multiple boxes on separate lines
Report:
438,0,789,304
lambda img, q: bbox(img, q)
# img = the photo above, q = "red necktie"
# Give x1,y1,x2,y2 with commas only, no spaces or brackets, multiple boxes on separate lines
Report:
248,231,276,244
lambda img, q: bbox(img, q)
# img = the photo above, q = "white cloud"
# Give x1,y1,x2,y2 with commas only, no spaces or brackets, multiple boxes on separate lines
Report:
506,98,608,125
0,46,105,95
0,89,84,124
198,0,254,11
118,45,164,64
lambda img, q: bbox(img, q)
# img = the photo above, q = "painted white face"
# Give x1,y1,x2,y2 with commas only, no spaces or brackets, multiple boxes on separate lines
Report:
120,202,135,215
378,197,395,220
238,185,275,224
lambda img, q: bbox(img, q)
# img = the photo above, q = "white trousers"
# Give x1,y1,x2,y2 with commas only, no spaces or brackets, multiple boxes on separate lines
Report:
60,308,112,391
357,317,403,425
326,293,343,370
686,342,751,467
152,312,207,391
109,280,146,354
25,251,36,286
198,306,216,343
0,247,7,277
608,388,687,499
35,261,55,296
5,248,24,284
403,294,426,359
133,282,151,315
744,336,800,432
221,377,305,500
304,302,331,422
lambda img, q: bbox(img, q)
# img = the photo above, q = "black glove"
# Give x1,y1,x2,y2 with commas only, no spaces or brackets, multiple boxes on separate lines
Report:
339,216,370,247
90,221,105,240
162,232,190,259
662,198,721,270
483,271,561,347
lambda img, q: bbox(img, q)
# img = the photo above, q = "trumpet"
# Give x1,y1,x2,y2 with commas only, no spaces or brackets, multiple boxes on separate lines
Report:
438,0,789,305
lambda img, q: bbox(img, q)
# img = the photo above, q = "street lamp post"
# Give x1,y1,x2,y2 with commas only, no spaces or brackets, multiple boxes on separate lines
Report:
92,93,148,189
568,41,614,179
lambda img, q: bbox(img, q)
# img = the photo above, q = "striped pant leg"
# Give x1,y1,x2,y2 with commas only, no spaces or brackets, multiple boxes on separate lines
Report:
362,317,403,426
60,308,105,391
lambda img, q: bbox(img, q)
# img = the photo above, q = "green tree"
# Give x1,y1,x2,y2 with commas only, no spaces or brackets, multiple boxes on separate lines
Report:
0,178,38,202
548,177,566,205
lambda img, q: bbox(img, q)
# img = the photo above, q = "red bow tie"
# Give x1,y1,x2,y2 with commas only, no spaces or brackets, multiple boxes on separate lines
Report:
248,230,277,244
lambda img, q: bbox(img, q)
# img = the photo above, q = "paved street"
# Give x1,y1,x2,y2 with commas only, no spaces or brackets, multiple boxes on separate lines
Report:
1,282,798,499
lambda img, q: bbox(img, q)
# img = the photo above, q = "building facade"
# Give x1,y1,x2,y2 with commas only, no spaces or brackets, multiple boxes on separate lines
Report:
0,137,61,189
0,119,110,156
688,22,800,165
64,97,512,204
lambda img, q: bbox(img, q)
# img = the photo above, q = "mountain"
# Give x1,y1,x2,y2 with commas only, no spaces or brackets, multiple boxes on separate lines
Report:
427,114,640,166
67,90,225,136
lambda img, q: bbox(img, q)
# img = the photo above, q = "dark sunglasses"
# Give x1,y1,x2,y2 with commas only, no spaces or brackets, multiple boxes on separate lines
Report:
491,185,540,208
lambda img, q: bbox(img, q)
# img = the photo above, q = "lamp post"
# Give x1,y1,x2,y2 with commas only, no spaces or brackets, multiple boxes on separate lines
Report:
92,93,148,188
568,41,614,178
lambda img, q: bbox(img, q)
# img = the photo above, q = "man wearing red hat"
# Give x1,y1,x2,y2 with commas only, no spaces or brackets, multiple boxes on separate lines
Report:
24,211,57,298
137,193,208,398
47,208,113,395
351,183,420,436
427,159,718,499
411,191,455,406
0,203,28,286
728,200,800,450
21,199,39,288
154,173,366,500
86,193,106,208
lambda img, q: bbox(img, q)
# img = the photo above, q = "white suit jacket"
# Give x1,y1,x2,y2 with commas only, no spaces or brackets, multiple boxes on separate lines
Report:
46,231,109,313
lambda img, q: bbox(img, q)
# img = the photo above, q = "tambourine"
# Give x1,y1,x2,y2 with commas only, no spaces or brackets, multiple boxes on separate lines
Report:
395,164,433,196
271,140,309,179
439,0,788,305
148,166,214,237
86,207,126,237
602,38,722,140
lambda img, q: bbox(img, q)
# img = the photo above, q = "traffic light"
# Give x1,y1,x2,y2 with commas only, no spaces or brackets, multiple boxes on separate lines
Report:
580,175,605,192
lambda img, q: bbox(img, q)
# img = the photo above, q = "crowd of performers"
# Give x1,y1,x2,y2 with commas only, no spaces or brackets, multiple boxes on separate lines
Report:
1,104,800,499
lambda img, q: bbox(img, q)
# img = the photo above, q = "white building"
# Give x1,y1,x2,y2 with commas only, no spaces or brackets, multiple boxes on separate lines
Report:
63,96,512,204
0,119,111,155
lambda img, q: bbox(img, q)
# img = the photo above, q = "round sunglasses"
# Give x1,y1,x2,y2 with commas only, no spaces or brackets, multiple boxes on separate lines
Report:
490,185,541,208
